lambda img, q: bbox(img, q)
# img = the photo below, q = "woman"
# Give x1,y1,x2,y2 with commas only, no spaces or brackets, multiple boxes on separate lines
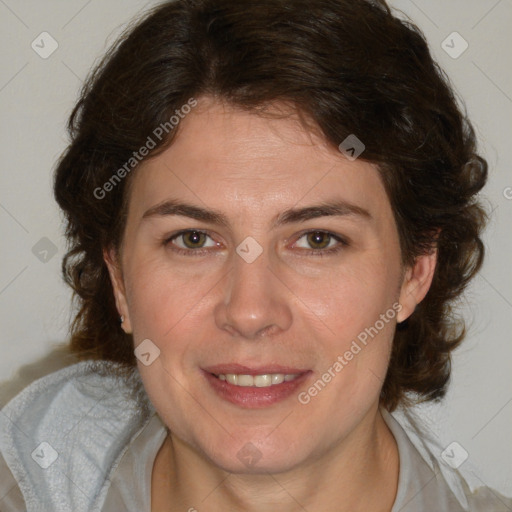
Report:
1,0,510,510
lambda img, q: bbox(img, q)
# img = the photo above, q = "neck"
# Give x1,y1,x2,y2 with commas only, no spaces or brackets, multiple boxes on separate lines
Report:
151,406,399,512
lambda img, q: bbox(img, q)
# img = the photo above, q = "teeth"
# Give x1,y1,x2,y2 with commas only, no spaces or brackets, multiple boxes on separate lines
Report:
271,374,285,384
218,373,299,387
226,374,237,385
254,374,271,387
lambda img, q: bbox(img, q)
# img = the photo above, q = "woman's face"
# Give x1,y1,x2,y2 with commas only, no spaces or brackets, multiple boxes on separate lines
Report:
107,96,431,474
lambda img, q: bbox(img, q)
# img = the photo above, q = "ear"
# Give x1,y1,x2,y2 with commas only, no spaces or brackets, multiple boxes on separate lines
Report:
397,249,437,323
103,247,133,334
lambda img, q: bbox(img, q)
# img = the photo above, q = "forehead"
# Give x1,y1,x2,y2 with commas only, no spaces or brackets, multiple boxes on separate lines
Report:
127,97,391,224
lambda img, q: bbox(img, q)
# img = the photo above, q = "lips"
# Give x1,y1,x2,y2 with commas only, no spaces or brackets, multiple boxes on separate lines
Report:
202,364,311,408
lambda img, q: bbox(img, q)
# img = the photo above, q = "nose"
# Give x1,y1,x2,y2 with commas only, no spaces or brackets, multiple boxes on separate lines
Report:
214,247,293,340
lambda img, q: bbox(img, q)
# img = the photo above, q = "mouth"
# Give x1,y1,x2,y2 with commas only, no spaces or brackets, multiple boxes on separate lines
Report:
215,372,300,387
202,364,311,408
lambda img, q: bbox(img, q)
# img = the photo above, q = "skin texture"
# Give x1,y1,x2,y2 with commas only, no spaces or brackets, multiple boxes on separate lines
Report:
105,96,437,511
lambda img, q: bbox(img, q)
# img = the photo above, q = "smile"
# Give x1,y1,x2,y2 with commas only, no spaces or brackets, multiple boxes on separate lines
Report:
202,366,312,408
215,373,300,387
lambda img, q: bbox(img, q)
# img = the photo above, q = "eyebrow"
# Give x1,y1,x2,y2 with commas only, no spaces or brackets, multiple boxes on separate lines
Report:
142,198,372,228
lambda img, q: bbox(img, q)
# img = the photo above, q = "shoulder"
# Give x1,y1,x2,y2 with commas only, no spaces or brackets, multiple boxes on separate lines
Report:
0,448,25,511
466,486,512,511
384,408,512,512
0,360,154,512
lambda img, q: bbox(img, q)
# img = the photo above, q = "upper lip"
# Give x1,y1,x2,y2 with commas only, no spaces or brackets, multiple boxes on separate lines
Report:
203,364,310,375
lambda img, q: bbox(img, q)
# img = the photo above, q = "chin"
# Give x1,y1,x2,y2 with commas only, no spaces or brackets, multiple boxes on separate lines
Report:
200,434,309,475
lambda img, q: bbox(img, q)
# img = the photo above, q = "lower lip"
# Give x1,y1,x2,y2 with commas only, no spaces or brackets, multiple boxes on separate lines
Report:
203,370,311,408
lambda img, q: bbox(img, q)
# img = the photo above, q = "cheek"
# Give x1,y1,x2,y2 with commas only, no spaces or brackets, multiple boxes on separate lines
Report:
125,256,215,341
124,261,212,421
290,255,399,397
288,253,399,341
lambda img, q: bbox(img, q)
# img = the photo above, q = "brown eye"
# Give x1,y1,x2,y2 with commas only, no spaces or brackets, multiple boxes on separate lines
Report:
167,230,218,253
306,231,332,249
292,230,348,256
181,230,207,248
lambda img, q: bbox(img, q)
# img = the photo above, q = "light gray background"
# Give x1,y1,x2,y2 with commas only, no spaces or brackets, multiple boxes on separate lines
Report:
0,0,511,497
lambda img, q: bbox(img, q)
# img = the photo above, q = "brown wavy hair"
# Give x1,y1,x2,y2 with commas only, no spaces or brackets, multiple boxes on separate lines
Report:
53,0,488,411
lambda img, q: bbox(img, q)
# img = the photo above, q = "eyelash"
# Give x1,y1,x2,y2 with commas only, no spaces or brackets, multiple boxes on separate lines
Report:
163,229,349,257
